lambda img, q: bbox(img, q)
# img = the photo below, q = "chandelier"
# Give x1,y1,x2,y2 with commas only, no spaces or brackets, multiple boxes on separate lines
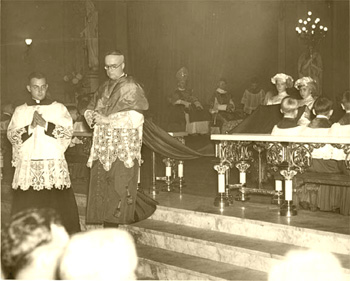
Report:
295,11,328,48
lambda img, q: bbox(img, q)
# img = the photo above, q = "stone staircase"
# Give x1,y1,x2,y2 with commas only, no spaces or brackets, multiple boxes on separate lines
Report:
118,204,350,280
3,190,350,280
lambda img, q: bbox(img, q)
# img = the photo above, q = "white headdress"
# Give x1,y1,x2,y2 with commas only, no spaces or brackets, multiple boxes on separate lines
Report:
271,73,294,88
294,77,315,89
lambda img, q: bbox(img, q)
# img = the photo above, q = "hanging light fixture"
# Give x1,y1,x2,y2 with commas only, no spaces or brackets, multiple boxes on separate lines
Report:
295,11,328,48
25,38,33,46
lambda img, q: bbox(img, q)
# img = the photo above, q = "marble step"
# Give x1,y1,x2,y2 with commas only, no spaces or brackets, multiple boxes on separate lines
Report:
122,219,350,275
136,244,268,281
150,205,350,255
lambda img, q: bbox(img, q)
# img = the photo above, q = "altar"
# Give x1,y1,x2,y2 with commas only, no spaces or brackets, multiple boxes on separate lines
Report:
210,134,350,216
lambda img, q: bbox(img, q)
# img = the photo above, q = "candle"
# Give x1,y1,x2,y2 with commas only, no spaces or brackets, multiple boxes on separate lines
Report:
218,174,225,193
275,180,282,191
178,163,184,178
138,167,141,184
218,143,222,158
239,172,246,184
166,166,171,177
285,180,293,201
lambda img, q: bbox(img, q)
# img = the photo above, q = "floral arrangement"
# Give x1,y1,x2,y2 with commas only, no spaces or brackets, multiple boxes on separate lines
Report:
295,11,328,48
63,72,84,103
63,72,83,85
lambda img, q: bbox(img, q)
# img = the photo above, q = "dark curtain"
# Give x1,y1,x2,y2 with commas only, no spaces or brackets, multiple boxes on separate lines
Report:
230,105,306,134
143,119,213,160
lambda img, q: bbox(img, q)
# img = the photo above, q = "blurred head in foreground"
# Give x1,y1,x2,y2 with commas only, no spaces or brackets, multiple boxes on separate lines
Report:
59,228,138,280
1,208,69,279
269,249,345,281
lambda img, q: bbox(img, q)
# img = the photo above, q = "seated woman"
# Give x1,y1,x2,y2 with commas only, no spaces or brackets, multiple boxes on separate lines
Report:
265,73,294,105
167,67,210,134
294,77,317,126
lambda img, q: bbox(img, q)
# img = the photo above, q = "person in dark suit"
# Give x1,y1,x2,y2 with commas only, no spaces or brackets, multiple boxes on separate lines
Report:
1,103,14,124
1,103,15,182
338,90,350,125
329,90,350,175
307,97,333,129
1,208,69,279
271,97,302,136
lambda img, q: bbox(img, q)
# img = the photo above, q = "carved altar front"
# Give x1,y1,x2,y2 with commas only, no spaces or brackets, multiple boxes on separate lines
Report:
211,134,350,216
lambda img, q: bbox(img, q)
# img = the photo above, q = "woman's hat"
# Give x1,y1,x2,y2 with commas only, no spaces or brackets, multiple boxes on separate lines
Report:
271,73,294,88
294,77,315,89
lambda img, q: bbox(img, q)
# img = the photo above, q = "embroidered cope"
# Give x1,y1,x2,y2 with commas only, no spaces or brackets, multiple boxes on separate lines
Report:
85,111,144,170
84,75,148,171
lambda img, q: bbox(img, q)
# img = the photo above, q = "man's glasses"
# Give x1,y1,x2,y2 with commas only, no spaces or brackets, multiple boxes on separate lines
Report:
31,85,48,91
104,64,120,71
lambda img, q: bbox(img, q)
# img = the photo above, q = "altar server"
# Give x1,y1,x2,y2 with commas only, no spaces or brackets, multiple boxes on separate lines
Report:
271,97,303,136
209,78,237,133
330,90,350,137
7,72,80,234
302,97,341,174
329,90,350,174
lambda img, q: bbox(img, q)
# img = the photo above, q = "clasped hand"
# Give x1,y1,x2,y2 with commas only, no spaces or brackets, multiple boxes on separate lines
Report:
93,111,110,125
31,111,46,128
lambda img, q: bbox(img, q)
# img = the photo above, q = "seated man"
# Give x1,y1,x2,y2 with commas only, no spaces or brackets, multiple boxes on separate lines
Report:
58,228,138,280
329,90,350,175
1,208,69,279
298,97,344,211
271,97,303,136
209,78,238,133
67,105,91,133
65,105,90,182
330,90,350,136
301,97,341,174
167,67,210,134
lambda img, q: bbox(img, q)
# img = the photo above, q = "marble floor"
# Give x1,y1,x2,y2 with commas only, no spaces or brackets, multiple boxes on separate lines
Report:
150,190,350,236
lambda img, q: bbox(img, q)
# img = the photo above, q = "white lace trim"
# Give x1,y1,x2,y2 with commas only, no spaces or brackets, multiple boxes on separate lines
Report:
12,159,71,191
7,127,27,167
84,110,95,128
87,126,142,171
